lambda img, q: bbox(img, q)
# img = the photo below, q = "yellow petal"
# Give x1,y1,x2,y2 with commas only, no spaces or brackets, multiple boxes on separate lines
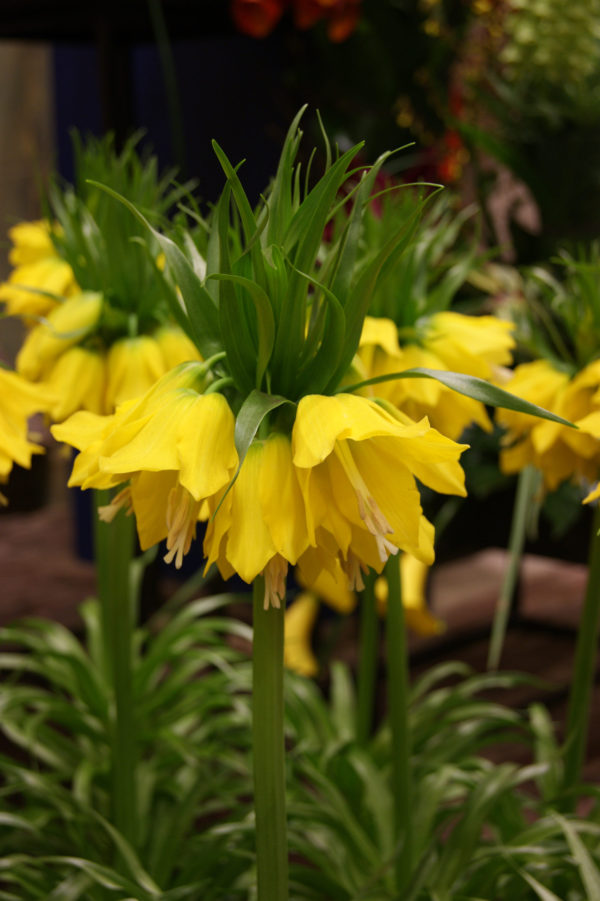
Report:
258,433,309,564
16,291,102,380
220,442,277,583
359,315,402,355
43,346,106,421
154,325,201,369
293,393,428,468
105,336,166,411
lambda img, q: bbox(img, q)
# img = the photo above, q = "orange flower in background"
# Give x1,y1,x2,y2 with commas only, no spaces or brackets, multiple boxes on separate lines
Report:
231,0,286,37
231,0,361,40
294,0,361,41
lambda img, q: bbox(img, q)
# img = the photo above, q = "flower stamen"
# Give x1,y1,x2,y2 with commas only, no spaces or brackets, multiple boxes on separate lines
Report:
334,441,397,563
164,483,202,569
263,555,288,610
98,486,133,522
343,551,368,591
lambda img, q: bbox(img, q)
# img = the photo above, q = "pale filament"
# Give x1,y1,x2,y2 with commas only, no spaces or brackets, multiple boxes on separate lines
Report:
98,486,133,522
334,441,397,563
164,483,202,569
263,555,288,610
343,551,368,592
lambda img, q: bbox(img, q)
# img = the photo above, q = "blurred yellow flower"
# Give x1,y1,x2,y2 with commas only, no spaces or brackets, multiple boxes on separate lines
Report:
357,312,515,439
498,358,600,494
285,550,443,679
375,554,444,636
17,291,102,381
154,324,201,370
0,367,55,499
43,346,105,422
0,220,77,318
105,335,166,411
16,295,201,421
283,592,320,678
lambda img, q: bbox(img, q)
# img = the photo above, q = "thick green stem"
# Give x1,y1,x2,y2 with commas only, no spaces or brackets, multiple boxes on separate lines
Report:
562,503,600,800
385,554,413,893
357,570,379,744
252,578,288,901
93,489,137,846
488,466,541,670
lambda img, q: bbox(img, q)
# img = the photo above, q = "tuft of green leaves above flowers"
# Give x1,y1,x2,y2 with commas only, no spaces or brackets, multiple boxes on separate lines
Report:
47,132,192,342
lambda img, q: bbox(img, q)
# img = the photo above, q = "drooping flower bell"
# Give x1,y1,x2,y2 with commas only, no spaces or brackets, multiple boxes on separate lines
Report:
357,311,515,439
0,220,78,318
495,250,600,500
291,393,468,587
498,358,600,494
52,362,239,568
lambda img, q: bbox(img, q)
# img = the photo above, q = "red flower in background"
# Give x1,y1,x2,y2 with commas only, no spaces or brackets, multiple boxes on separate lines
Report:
231,0,361,40
294,0,361,42
437,129,467,183
231,0,286,38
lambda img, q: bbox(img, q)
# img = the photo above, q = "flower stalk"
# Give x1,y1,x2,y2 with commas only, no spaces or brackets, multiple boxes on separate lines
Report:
488,465,541,670
385,553,413,893
562,502,600,802
252,576,289,901
93,488,138,847
357,570,379,744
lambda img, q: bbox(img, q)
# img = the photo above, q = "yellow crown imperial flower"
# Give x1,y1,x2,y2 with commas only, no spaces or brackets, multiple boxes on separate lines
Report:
357,313,515,440
498,358,600,497
153,324,202,370
0,220,78,318
52,362,239,567
291,393,468,586
497,359,576,488
16,291,103,381
42,346,106,421
105,335,168,411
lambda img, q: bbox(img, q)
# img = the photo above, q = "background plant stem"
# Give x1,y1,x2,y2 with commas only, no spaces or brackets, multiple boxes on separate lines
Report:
562,503,600,801
488,465,540,670
385,553,413,893
93,488,138,847
357,570,379,744
252,577,289,901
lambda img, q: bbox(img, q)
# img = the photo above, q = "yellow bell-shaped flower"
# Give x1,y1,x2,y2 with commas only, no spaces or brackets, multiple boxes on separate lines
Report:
17,291,103,380
105,335,167,411
498,357,600,496
43,346,106,422
292,393,467,585
358,312,515,440
0,220,78,318
154,324,201,370
52,363,239,568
